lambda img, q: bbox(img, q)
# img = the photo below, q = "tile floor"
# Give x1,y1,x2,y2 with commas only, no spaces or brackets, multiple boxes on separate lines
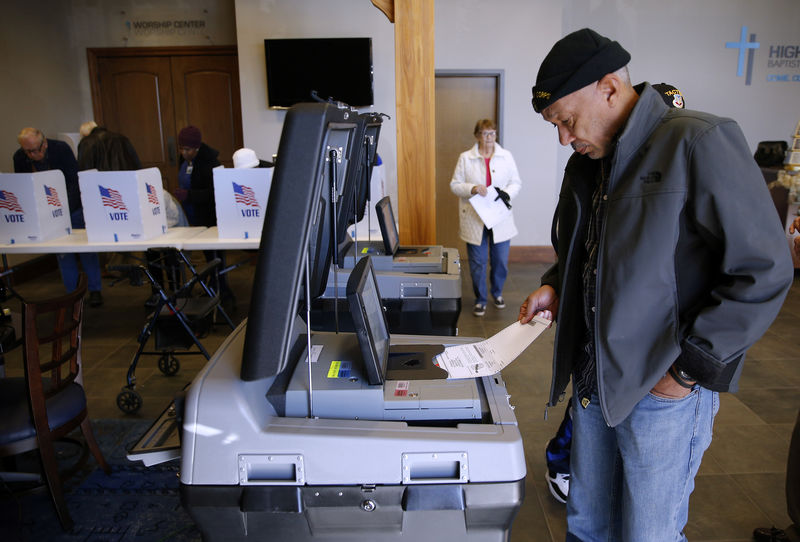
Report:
3,252,798,542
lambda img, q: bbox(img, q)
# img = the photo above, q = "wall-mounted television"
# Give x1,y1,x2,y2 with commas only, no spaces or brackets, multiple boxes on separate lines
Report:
264,37,374,109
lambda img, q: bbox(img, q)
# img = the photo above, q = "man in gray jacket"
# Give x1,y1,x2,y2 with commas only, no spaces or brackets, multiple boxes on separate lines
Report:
519,28,793,541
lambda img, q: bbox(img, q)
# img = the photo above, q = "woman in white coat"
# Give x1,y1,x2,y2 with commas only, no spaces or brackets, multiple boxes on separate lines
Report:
450,119,521,316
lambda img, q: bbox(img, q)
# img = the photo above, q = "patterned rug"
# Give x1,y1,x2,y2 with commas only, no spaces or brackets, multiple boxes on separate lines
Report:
0,419,200,542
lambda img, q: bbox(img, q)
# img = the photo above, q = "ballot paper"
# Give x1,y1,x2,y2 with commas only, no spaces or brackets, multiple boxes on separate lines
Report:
469,188,512,229
434,316,552,379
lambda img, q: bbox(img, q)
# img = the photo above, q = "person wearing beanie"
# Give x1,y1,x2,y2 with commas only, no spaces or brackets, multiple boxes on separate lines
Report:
175,125,219,227
520,28,793,541
174,126,235,308
542,81,688,507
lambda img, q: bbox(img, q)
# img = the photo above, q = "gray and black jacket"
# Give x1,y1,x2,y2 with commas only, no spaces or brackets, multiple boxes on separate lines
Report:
542,83,793,427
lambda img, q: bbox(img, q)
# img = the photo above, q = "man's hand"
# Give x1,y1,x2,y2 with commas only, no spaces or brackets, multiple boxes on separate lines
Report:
650,365,695,399
519,285,559,324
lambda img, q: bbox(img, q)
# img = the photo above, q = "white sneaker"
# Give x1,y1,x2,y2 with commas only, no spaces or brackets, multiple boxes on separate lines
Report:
546,469,569,504
493,296,506,309
473,303,486,317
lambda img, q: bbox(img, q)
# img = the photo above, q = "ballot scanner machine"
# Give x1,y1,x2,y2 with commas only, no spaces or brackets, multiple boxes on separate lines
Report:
128,103,525,541
311,112,461,335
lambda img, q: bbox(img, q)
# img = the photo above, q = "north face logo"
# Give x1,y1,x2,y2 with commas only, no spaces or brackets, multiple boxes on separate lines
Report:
641,172,662,184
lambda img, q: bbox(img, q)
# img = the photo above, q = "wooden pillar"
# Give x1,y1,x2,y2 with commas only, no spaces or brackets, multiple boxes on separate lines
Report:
372,0,436,245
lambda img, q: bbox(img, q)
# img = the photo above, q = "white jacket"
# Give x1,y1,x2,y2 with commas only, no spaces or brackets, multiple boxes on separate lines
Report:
449,142,521,245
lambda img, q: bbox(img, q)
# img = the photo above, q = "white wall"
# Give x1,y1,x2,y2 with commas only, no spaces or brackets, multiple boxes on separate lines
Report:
235,0,800,246
563,0,799,153
2,0,798,247
233,0,398,205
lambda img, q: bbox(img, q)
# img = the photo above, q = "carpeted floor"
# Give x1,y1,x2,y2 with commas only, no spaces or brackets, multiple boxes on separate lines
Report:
0,419,200,542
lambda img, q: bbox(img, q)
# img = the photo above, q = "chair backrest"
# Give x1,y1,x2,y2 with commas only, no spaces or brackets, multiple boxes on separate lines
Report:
21,273,87,417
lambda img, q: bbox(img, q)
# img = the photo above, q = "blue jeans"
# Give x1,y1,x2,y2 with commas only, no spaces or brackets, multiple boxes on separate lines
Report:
465,227,509,305
567,386,718,542
57,209,102,293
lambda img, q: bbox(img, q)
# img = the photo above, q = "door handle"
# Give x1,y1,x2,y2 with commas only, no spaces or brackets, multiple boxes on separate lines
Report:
167,136,176,166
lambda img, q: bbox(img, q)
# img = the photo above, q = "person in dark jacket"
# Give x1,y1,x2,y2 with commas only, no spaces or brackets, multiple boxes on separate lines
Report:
13,127,104,306
173,126,233,307
77,121,141,171
543,82,690,506
520,28,793,541
174,125,220,227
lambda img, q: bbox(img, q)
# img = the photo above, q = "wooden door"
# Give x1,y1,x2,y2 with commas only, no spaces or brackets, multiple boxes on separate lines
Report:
89,46,242,193
170,54,242,170
435,73,501,253
94,56,176,187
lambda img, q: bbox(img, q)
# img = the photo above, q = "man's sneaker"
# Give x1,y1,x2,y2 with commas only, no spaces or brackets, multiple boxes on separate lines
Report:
493,296,506,309
88,291,103,308
473,303,486,317
546,469,569,504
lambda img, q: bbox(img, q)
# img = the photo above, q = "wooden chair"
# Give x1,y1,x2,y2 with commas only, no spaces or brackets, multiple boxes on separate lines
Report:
0,273,110,530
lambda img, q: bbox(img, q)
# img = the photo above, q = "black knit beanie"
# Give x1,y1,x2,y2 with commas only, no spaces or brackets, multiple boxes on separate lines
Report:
531,28,631,113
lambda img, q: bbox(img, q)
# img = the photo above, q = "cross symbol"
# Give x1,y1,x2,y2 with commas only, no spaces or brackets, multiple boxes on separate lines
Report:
725,26,759,77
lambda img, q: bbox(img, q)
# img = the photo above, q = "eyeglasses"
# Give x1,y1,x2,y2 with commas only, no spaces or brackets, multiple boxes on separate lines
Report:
22,139,45,155
480,130,497,137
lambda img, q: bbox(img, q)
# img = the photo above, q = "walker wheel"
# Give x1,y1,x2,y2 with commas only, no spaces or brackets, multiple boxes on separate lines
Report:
158,354,180,376
117,388,143,414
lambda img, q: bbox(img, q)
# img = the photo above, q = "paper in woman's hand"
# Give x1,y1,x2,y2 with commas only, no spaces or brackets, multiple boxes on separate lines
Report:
469,189,512,229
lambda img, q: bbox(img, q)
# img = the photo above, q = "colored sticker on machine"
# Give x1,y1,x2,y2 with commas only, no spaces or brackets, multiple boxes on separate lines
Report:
327,360,352,378
394,381,410,397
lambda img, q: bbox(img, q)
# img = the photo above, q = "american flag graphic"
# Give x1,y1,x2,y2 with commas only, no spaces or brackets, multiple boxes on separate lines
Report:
44,185,62,207
0,190,24,213
232,182,259,207
98,185,127,211
145,183,159,205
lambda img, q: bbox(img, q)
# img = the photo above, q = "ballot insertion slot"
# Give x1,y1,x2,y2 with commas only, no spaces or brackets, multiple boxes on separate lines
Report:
239,454,306,485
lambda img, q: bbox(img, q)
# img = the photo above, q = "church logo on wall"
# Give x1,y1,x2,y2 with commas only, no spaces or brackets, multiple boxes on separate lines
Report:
725,25,800,85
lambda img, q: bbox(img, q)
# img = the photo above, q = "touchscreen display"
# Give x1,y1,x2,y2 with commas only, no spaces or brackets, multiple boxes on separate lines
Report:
346,256,389,385
375,196,399,255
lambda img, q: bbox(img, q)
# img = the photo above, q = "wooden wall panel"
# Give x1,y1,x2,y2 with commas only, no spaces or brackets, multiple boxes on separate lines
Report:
394,0,436,245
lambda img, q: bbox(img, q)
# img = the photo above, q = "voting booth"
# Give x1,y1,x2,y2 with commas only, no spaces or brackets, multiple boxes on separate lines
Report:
213,167,273,240
128,103,525,541
0,170,72,244
78,168,167,243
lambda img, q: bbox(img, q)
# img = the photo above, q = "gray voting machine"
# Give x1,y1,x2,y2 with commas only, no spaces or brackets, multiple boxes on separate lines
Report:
311,116,461,336
128,103,525,541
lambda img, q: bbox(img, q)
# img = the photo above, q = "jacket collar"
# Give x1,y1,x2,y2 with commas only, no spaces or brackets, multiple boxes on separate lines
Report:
613,83,669,165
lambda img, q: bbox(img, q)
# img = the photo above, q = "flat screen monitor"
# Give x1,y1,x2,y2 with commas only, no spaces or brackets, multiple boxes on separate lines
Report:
241,103,360,381
264,38,374,109
347,256,389,386
331,114,369,249
375,196,399,255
